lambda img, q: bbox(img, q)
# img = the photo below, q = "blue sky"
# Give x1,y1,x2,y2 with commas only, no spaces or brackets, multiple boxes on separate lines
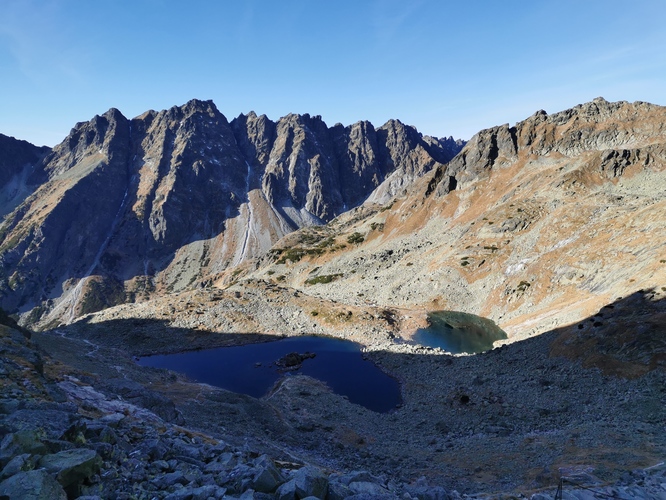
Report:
1,0,665,147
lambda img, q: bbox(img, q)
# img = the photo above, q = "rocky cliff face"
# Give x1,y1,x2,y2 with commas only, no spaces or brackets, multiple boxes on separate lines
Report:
434,97,665,192
0,100,462,325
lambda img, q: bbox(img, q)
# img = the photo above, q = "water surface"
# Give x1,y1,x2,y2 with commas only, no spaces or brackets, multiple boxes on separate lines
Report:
138,335,401,412
413,311,507,354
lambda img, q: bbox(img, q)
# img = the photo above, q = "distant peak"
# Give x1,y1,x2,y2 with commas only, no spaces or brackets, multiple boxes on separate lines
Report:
102,107,127,122
184,98,215,108
181,99,219,114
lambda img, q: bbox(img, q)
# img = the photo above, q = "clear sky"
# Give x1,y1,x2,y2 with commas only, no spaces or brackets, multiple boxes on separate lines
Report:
1,0,665,147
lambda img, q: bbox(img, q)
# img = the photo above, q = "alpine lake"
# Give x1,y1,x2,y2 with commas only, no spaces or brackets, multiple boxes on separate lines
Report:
137,311,506,412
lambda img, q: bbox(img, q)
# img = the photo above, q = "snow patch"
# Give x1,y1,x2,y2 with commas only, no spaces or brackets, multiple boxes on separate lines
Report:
505,258,533,276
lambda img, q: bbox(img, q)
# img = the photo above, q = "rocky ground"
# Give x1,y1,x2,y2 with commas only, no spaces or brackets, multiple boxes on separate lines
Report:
2,286,664,498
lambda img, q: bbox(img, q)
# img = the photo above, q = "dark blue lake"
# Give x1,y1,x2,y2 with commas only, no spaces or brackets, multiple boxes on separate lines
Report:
137,335,401,413
413,311,507,354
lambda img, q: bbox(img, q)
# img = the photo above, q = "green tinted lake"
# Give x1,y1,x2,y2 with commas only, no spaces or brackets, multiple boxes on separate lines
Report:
413,311,507,354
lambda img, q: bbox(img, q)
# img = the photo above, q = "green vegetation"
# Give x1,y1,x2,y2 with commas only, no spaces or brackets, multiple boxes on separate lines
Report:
310,310,319,317
23,306,45,328
0,233,24,254
517,280,531,292
305,273,343,285
78,278,126,316
299,232,324,245
317,237,335,248
274,247,325,264
370,222,385,232
347,232,365,244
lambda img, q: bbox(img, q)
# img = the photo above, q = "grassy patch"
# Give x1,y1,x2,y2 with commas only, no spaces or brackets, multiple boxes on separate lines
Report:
347,232,364,244
274,247,325,264
305,273,343,285
317,237,335,249
299,232,324,245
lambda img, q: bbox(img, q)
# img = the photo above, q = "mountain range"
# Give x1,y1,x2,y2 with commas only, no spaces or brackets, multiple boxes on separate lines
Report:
0,97,665,497
0,100,463,325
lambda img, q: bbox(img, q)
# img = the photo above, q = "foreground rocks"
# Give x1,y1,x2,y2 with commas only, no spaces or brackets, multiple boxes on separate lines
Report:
0,319,465,499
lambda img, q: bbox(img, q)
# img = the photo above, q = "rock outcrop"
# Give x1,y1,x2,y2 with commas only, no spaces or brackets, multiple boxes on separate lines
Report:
0,100,463,325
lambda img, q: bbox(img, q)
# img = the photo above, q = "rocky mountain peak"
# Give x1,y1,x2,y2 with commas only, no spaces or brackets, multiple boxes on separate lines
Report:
41,108,131,181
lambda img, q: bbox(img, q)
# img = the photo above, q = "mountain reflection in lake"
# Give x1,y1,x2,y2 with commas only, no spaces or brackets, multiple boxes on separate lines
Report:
413,311,507,354
137,335,401,412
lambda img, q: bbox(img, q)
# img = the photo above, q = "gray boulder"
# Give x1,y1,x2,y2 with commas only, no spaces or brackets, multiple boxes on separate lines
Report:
326,480,354,500
290,465,328,499
163,484,227,500
251,456,286,493
37,448,101,489
0,453,36,481
276,479,297,500
0,469,67,499
0,431,47,468
348,480,392,496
